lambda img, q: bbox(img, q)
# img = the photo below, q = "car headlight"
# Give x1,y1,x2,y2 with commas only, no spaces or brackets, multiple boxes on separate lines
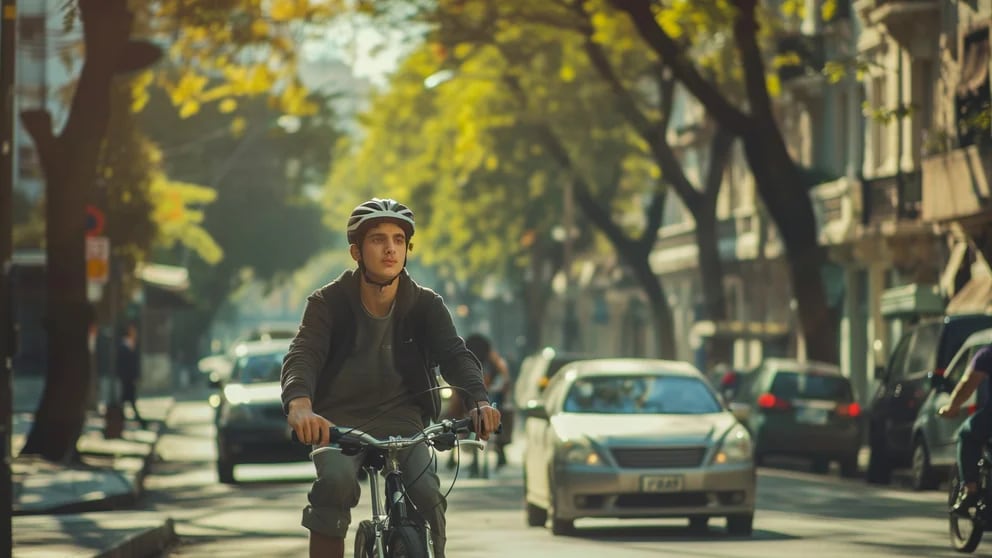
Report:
713,424,752,465
558,438,608,467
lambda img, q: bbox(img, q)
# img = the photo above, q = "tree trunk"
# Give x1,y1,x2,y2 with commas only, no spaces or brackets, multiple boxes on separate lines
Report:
625,256,677,358
743,127,837,363
613,0,839,364
20,0,134,460
694,200,732,365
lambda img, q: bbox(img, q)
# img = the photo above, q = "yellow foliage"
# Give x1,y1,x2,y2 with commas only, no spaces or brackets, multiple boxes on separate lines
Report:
559,64,576,83
766,73,781,98
150,177,223,265
821,0,837,21
219,98,238,113
179,100,200,119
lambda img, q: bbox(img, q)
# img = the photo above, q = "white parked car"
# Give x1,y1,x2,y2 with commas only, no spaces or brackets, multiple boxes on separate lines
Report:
911,327,992,490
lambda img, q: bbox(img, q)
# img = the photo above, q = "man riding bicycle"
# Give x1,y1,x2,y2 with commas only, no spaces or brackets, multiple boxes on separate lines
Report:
938,345,992,516
281,198,501,558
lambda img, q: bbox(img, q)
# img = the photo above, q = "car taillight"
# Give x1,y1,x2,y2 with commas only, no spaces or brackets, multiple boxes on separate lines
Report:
836,402,861,417
968,404,978,415
934,368,946,377
757,393,790,410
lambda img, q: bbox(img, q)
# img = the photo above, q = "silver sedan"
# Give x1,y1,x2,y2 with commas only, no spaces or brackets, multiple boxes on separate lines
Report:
520,358,756,536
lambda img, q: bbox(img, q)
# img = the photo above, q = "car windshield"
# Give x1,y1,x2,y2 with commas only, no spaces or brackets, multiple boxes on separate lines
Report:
562,374,721,415
235,352,285,384
770,371,853,402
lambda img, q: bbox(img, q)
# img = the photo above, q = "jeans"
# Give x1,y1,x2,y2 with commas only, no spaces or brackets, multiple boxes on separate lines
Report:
958,409,992,485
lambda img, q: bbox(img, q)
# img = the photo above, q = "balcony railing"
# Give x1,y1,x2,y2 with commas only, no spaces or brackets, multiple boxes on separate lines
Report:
861,171,921,226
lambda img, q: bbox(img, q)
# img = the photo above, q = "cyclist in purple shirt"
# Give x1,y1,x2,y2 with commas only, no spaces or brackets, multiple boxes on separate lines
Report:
938,345,992,516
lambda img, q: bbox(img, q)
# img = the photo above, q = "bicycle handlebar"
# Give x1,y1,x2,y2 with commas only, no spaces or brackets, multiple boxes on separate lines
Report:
309,417,493,459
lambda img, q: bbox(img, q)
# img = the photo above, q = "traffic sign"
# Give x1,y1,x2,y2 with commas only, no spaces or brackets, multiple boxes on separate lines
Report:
85,204,105,237
86,236,110,284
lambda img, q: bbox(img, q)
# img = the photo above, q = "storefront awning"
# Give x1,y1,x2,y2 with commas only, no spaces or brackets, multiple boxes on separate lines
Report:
689,320,791,349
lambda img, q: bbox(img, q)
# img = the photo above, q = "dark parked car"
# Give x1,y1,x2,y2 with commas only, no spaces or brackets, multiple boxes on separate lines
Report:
215,338,308,483
866,313,992,485
731,358,862,476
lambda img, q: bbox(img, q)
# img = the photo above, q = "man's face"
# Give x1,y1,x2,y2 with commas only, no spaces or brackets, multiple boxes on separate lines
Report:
351,221,408,280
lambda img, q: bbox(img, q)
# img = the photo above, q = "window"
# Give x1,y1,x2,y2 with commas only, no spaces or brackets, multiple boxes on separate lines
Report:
905,324,940,374
235,352,286,384
769,372,854,402
562,375,721,415
886,333,913,381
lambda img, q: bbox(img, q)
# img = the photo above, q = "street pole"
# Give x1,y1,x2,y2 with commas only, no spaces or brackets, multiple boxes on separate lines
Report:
0,0,16,553
561,176,576,351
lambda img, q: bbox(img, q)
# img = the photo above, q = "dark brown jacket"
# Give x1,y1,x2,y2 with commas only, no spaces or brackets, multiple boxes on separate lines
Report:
280,269,489,421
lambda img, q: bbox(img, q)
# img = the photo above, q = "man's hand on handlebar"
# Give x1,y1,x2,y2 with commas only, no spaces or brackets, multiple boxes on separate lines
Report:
288,397,334,446
469,401,502,441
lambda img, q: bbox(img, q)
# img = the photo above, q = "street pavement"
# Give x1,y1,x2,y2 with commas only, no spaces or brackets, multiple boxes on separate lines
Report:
12,375,179,557
148,396,972,558
8,381,970,558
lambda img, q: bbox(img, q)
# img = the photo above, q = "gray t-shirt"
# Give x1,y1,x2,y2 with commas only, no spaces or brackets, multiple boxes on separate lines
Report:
322,298,424,437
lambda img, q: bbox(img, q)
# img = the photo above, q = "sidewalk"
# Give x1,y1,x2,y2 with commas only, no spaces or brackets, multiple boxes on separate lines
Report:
12,394,179,557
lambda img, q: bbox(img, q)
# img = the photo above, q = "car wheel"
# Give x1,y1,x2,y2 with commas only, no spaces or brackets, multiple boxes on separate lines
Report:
866,430,892,485
688,515,709,532
526,502,548,528
217,458,236,484
911,438,938,491
523,471,549,527
726,513,754,536
547,474,574,536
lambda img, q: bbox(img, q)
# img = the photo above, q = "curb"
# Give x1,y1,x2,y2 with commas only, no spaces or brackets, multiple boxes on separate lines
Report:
95,517,179,558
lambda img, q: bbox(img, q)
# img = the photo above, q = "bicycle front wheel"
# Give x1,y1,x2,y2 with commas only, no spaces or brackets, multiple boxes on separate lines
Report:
355,520,376,558
386,524,428,558
949,466,984,553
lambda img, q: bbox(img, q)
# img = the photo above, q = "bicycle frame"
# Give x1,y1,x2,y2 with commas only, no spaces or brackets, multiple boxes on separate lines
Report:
363,448,435,558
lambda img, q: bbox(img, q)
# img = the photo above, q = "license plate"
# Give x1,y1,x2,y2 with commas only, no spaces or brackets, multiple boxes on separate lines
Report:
641,475,683,493
796,407,828,425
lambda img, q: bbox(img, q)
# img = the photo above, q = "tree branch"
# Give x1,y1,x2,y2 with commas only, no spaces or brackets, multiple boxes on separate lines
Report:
577,26,702,212
639,186,666,253
62,0,132,148
610,0,752,135
730,0,775,122
20,110,58,171
703,125,735,201
533,121,639,256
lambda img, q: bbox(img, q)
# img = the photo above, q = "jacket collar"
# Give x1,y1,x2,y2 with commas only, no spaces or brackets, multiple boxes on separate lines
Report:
340,268,417,318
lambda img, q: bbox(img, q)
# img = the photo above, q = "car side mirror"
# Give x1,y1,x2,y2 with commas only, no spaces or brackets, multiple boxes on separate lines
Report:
521,400,549,420
728,402,751,423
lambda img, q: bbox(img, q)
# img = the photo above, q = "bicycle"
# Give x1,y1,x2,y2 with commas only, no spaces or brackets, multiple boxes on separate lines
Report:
310,417,486,558
949,446,992,553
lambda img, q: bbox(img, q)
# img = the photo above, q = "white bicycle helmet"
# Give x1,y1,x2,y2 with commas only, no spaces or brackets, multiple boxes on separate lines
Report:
346,198,416,245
